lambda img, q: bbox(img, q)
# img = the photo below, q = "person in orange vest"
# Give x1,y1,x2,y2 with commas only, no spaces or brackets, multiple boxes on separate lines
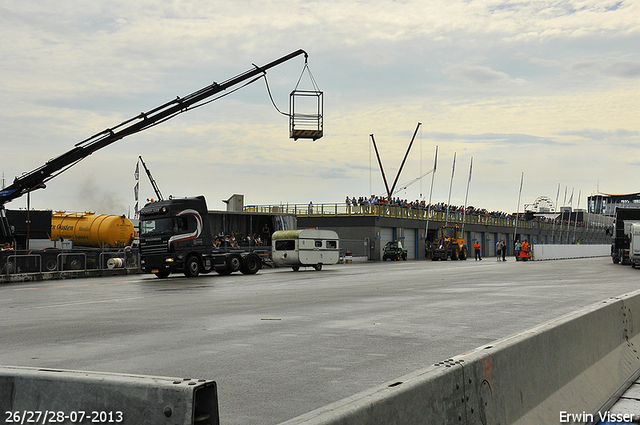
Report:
520,240,530,261
474,240,482,261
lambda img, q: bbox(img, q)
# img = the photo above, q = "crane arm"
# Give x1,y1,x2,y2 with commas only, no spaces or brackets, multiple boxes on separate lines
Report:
138,156,163,201
388,122,421,197
369,134,392,199
0,49,308,207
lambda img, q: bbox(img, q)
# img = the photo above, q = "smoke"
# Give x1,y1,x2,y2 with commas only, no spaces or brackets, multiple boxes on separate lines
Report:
77,175,127,214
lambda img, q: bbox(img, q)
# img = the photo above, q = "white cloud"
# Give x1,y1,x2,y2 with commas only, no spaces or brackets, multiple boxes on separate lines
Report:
445,64,528,86
1,0,639,215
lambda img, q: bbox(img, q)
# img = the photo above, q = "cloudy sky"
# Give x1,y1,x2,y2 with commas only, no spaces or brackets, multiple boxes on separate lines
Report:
1,0,639,216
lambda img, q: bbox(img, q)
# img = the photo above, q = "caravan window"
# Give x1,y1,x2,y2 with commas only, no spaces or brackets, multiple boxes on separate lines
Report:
315,240,323,248
275,240,296,251
327,240,337,249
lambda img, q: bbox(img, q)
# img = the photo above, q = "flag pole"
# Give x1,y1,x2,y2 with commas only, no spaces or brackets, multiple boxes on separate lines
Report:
445,152,456,226
134,158,140,220
514,172,524,243
560,187,567,244
462,157,473,235
552,183,560,244
425,146,438,243
573,190,581,243
564,188,574,244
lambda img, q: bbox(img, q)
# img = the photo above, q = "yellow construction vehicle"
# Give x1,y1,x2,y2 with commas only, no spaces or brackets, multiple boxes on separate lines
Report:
426,224,468,261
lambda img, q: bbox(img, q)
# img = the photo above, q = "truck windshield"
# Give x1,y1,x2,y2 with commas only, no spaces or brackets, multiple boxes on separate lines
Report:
140,218,174,236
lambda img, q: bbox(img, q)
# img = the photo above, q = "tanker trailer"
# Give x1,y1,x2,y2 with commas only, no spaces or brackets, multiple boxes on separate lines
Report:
51,212,134,248
45,212,135,271
2,211,135,274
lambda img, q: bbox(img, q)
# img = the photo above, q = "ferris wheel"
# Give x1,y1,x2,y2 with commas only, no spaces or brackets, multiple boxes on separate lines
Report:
529,196,556,212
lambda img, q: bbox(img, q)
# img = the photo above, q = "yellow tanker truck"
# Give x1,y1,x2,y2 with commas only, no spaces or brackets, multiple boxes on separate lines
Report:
1,210,135,273
51,212,134,248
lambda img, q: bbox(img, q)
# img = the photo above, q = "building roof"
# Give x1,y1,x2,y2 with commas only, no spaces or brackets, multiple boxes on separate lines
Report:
596,192,640,197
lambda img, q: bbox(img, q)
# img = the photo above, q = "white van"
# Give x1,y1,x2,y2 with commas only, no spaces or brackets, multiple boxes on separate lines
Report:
272,229,340,271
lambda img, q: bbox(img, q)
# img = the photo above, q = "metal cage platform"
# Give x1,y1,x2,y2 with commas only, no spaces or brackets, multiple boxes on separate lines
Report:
289,89,323,141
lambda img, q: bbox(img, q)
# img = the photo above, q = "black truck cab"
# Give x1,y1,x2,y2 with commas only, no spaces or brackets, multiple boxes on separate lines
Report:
139,196,261,278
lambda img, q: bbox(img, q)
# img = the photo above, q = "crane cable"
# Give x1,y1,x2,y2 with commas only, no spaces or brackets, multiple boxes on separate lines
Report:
138,75,265,131
262,75,288,117
263,59,321,117
65,59,313,187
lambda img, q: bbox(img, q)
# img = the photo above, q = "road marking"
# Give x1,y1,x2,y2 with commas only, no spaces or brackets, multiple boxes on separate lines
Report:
31,296,146,309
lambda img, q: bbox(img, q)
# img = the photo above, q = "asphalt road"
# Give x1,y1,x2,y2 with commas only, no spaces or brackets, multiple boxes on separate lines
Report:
1,257,639,424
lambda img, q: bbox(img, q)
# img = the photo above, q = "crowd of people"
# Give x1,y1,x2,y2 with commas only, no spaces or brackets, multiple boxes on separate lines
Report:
344,195,515,219
212,224,272,249
345,195,427,210
213,234,263,248
343,195,589,227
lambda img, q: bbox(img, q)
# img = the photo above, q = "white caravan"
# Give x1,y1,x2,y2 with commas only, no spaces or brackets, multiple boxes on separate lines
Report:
271,229,340,271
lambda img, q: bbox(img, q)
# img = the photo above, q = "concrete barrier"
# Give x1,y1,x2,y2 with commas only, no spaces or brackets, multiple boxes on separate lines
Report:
280,290,640,425
531,244,610,261
0,366,218,425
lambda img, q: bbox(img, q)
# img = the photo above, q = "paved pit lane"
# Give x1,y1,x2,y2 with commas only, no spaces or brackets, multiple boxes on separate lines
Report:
1,257,638,424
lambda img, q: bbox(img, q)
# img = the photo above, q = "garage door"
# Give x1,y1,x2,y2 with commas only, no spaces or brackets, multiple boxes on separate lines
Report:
379,227,394,260
403,229,416,259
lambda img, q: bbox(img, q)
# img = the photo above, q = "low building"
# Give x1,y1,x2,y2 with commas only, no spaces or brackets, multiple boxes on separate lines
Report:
246,203,611,261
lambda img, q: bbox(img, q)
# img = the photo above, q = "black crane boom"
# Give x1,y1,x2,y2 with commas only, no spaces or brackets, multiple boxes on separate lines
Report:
0,49,308,207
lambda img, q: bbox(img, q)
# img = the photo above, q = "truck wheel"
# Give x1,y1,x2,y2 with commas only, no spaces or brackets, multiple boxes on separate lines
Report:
459,247,467,260
314,263,323,271
241,254,261,275
292,266,300,272
227,254,242,273
45,259,57,271
69,258,83,270
184,256,201,277
4,261,15,274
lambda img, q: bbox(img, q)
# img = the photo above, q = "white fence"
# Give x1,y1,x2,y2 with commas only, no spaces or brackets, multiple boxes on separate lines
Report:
531,244,609,260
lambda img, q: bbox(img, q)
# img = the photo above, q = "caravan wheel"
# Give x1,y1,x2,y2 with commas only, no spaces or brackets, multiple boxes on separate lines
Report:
314,264,323,271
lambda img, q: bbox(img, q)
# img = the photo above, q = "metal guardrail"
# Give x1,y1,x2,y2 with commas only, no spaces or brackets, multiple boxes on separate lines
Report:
246,203,613,232
1,248,139,276
57,252,87,272
4,254,42,274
